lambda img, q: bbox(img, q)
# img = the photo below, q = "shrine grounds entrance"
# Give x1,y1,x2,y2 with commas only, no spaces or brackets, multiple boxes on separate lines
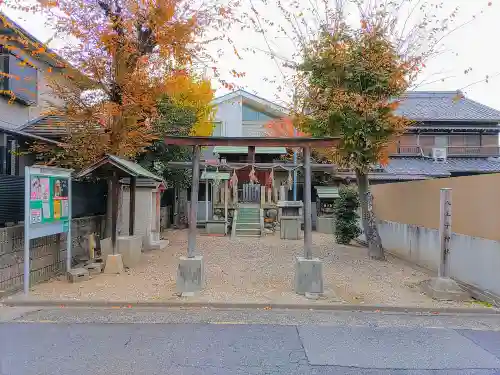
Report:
163,135,341,297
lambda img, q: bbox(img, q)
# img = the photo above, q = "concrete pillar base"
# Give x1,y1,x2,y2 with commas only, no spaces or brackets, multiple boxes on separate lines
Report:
67,268,89,283
117,235,142,267
422,277,470,301
103,254,125,274
176,256,204,294
294,257,324,295
316,217,336,234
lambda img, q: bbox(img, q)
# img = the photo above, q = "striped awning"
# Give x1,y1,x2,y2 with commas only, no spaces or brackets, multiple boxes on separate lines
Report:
213,146,287,154
315,186,340,199
201,171,231,180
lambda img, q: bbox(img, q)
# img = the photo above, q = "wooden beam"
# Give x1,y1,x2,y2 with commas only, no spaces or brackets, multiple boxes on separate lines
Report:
188,145,201,258
129,176,136,235
163,136,339,148
248,146,256,164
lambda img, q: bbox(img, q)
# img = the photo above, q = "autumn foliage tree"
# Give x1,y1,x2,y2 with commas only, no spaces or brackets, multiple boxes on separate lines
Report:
292,24,414,259
7,0,239,169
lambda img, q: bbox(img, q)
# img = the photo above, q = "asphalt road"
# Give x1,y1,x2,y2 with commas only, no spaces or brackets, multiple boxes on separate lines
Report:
2,307,500,375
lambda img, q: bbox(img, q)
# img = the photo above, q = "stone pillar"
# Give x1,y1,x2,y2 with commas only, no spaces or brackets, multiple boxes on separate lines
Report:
212,182,218,205
303,146,313,259
224,181,229,235
233,183,238,205
177,145,204,296
294,146,323,297
188,145,200,257
205,178,209,222
422,188,469,301
261,186,266,205
279,185,286,201
267,188,272,204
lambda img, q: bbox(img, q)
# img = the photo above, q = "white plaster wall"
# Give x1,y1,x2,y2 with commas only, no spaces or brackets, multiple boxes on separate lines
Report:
214,97,242,137
0,100,30,128
120,187,153,236
0,47,69,129
378,220,500,297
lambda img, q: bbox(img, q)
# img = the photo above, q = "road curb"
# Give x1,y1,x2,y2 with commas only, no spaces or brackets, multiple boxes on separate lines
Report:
2,299,499,315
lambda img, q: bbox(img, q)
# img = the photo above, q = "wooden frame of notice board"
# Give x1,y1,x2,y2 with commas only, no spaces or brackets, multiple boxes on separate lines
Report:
24,166,73,294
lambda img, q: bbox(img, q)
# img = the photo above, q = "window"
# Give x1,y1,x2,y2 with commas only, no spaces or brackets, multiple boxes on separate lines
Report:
242,105,274,121
0,46,38,105
212,121,223,136
449,134,481,146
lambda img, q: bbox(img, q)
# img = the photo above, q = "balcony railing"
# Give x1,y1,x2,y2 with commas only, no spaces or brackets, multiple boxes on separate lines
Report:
392,145,500,157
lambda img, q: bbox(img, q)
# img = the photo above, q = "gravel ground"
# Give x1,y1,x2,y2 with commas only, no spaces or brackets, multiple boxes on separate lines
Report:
24,230,480,308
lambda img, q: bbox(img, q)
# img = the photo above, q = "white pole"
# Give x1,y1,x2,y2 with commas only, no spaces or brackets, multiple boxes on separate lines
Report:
67,175,73,272
205,177,209,222
23,166,30,295
224,180,228,235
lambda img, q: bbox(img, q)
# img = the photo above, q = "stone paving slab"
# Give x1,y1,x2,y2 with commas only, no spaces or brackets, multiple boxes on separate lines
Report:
0,323,306,375
456,330,500,359
2,322,500,375
298,326,500,369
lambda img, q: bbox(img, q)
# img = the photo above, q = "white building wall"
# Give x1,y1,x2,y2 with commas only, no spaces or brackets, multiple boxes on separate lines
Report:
214,96,242,137
0,47,70,129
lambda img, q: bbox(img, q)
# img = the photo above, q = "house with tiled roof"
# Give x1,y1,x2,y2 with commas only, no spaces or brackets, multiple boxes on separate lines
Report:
386,91,500,180
206,90,500,185
0,12,85,175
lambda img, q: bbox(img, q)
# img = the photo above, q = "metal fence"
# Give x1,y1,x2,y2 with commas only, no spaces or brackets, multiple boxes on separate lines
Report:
0,175,107,226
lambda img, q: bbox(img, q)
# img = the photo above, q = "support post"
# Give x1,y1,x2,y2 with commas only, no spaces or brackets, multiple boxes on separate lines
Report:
111,171,119,254
188,145,201,258
422,188,469,301
439,188,452,278
293,128,297,200
294,145,323,296
224,180,229,235
248,146,256,164
303,146,313,259
129,176,136,236
205,177,209,223
23,166,30,294
177,145,204,295
67,176,72,273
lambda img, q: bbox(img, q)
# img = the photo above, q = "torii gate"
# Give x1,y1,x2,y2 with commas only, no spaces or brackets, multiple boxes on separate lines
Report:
163,136,340,297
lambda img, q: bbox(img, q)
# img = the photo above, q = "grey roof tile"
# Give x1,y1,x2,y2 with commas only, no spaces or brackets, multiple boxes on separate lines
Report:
384,157,500,176
20,115,71,137
384,158,450,176
395,91,500,122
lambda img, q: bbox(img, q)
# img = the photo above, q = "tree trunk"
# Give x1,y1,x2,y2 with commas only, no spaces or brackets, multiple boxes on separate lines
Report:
355,169,385,260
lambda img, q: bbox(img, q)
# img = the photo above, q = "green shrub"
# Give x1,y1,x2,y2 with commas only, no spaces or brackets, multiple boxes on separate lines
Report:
333,185,361,244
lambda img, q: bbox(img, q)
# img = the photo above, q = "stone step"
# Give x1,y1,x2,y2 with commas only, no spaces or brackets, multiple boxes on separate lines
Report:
237,222,261,228
236,228,261,236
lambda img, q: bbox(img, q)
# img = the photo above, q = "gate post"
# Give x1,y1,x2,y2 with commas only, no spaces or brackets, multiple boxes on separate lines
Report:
294,146,323,296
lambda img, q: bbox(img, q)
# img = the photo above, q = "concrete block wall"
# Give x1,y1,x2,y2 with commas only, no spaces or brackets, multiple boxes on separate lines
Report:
378,220,500,298
0,215,105,295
